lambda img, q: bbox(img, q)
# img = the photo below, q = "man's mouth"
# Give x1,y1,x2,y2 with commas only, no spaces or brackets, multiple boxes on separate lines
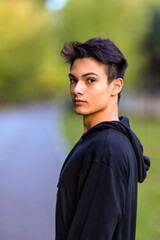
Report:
74,99,86,105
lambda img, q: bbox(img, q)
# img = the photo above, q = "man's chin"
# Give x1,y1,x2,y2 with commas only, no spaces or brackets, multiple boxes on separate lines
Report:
73,108,86,115
73,106,91,116
74,110,84,115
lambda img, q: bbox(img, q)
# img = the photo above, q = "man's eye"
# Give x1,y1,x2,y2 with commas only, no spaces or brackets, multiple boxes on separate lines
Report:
70,78,77,83
88,78,95,83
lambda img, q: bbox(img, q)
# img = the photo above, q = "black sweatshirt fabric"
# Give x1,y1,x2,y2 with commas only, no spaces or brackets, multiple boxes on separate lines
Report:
55,116,150,240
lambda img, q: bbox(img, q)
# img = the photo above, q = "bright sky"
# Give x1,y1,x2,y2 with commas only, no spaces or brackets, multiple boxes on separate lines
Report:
45,0,68,11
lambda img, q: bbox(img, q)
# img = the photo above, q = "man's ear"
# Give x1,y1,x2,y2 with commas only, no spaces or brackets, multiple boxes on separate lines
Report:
111,78,123,96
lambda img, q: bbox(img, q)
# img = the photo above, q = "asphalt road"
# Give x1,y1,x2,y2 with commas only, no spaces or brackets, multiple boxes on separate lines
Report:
0,101,68,240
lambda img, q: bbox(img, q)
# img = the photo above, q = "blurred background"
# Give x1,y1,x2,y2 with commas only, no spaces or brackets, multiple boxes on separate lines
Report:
0,0,160,239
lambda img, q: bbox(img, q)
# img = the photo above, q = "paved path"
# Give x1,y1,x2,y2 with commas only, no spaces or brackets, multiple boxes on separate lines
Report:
0,101,68,240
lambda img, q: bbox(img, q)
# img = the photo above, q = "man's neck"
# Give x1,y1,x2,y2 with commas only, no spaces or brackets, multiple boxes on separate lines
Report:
83,108,119,133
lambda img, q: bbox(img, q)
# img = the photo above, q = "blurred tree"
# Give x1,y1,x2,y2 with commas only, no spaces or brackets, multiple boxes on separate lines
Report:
0,0,64,104
1,0,160,105
141,7,160,92
33,0,46,4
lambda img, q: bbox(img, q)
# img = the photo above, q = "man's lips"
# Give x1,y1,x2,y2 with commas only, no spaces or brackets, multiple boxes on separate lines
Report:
74,99,86,105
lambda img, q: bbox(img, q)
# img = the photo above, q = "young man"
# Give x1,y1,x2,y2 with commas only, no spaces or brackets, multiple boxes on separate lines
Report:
55,37,150,240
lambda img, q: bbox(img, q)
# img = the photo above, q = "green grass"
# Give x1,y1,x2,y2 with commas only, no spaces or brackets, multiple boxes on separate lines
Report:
63,110,84,147
63,111,160,240
130,117,160,240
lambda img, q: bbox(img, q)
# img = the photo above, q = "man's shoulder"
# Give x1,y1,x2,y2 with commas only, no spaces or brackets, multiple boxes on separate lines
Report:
106,128,130,148
103,128,136,173
83,127,134,161
77,127,137,182
88,127,135,165
80,126,136,163
86,127,130,147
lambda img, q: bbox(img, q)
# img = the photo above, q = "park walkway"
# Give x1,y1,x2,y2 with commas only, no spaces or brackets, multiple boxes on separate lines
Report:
0,101,69,240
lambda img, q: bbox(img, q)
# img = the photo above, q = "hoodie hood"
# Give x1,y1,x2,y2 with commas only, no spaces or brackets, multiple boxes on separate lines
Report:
82,116,150,183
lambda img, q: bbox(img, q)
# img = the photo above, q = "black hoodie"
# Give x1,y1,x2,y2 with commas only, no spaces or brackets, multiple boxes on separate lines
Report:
55,116,150,240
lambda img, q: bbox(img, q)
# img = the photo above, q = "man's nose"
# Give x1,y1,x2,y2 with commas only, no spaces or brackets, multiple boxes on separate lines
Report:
73,81,84,95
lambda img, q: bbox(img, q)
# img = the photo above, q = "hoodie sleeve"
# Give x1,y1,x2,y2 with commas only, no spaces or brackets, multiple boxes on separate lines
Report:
66,161,126,240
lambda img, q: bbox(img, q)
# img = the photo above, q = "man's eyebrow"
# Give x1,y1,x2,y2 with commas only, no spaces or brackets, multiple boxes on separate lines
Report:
68,72,100,78
82,72,100,77
68,73,76,78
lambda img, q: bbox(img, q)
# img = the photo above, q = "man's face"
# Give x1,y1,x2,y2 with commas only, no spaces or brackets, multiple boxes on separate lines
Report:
69,57,114,117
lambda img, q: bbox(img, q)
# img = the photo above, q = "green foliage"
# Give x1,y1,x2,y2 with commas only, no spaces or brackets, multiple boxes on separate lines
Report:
1,0,160,104
63,111,160,240
141,6,160,91
0,0,64,104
